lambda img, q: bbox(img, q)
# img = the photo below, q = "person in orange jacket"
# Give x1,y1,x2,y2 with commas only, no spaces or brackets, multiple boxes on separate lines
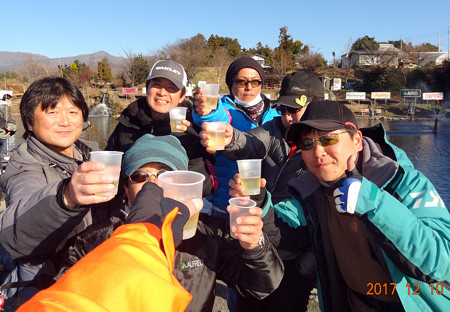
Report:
17,195,203,312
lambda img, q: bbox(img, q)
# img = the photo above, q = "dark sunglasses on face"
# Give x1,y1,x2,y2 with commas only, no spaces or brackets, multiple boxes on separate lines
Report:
233,79,262,88
298,131,349,151
277,105,301,115
129,169,170,184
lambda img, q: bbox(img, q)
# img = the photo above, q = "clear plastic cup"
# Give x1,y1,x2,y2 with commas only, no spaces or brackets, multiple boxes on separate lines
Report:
158,171,205,239
169,107,187,133
89,151,123,196
202,84,220,111
237,159,262,195
204,121,227,150
228,197,257,239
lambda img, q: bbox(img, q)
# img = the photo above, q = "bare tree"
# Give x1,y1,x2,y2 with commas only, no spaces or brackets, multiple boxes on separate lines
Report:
210,47,232,84
19,57,52,81
165,34,210,80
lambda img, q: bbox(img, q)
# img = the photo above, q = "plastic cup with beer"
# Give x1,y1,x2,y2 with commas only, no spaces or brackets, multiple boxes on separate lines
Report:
202,84,220,111
169,107,187,133
228,197,257,239
158,171,205,239
237,159,262,195
89,151,124,196
204,121,227,150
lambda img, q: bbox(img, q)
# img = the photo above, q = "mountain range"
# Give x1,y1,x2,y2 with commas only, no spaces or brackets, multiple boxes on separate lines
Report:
0,50,124,73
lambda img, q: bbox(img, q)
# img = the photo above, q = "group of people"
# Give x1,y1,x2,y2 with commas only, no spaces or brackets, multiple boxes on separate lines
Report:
0,55,448,312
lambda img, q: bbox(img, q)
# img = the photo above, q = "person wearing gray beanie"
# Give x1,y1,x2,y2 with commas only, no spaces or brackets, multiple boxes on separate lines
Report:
122,134,188,177
118,134,284,312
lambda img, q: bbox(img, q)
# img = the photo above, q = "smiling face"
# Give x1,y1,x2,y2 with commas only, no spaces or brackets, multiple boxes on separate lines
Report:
146,77,185,118
231,68,262,103
28,96,83,157
300,128,363,182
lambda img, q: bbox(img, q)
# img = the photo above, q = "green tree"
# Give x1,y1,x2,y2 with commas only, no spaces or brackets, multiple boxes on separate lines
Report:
351,35,378,51
207,35,242,58
130,54,151,85
97,57,113,83
271,26,296,80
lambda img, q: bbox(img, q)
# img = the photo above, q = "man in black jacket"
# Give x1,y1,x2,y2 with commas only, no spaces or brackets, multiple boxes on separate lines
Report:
106,60,214,197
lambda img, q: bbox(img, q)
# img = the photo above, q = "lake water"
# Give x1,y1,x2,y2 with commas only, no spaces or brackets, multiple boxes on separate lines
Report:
7,116,450,206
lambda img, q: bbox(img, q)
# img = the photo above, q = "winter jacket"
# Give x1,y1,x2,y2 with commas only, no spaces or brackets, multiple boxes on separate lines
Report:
18,210,193,312
221,116,305,204
106,97,214,197
192,94,280,210
276,123,450,311
0,135,120,296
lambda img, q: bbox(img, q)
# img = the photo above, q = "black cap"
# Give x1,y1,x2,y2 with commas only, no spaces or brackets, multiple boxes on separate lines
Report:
280,71,324,100
285,101,358,145
273,95,308,109
225,56,265,94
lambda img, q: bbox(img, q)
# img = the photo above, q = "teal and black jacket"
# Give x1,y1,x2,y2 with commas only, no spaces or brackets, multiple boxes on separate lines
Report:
269,124,450,311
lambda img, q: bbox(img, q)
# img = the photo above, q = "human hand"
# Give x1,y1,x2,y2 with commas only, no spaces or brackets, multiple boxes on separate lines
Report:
63,162,117,208
0,129,10,139
227,205,264,249
175,119,191,133
199,122,233,154
333,155,362,214
193,87,214,116
183,198,204,218
229,173,266,199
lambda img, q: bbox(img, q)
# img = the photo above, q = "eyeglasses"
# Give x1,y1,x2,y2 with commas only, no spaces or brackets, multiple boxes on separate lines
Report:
129,169,169,183
298,131,349,151
277,106,302,115
233,79,262,88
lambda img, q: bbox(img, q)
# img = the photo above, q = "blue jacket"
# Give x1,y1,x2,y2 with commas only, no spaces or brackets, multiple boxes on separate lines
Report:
273,124,450,311
192,94,280,210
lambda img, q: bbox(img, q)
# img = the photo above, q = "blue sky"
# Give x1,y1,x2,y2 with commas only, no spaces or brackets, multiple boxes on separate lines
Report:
5,0,450,63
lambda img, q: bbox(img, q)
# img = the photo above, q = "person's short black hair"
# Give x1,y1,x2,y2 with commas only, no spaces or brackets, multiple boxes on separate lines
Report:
2,94,12,101
20,77,89,139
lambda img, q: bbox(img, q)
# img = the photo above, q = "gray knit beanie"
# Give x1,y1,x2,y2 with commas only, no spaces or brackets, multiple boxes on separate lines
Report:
122,134,188,176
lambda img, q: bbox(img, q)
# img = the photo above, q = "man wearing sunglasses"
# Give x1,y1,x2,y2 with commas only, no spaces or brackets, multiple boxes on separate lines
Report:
58,133,283,312
272,101,449,311
191,56,280,213
207,71,324,312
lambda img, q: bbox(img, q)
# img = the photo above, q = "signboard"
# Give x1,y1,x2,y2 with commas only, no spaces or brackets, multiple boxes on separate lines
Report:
123,87,138,95
346,92,366,100
371,92,391,99
400,89,421,97
331,78,341,91
423,92,444,100
0,90,13,99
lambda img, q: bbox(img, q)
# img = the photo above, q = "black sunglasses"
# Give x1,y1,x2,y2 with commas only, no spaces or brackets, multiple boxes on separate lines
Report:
233,79,262,88
129,169,170,183
298,131,349,151
277,105,302,114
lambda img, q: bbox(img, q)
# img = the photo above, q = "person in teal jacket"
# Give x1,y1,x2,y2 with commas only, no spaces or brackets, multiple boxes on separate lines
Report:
192,56,279,212
268,100,449,311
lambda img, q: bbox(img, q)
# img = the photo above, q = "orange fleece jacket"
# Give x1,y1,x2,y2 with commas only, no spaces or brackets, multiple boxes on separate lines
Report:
18,208,192,312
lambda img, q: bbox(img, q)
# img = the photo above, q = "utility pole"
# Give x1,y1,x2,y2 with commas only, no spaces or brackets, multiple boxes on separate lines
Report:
332,52,336,79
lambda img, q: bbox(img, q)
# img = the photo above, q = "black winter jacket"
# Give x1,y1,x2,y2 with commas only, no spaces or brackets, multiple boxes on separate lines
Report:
221,117,306,204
